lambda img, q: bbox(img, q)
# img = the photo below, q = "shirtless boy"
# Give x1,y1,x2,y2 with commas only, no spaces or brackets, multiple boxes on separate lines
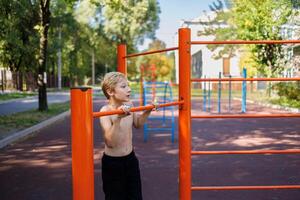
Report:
99,72,153,200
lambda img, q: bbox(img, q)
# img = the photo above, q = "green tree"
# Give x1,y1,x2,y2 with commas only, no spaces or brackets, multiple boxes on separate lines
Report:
131,39,174,81
0,0,39,90
101,0,160,50
202,0,296,77
35,0,51,111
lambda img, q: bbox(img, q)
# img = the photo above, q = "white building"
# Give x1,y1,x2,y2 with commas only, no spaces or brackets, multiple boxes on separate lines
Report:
174,8,300,84
174,11,241,84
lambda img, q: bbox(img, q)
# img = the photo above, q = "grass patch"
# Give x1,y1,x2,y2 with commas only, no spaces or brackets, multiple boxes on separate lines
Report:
0,102,70,139
270,97,300,109
0,92,36,101
47,87,70,92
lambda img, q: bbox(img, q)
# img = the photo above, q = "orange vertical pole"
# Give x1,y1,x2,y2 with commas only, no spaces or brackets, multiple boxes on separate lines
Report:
151,64,156,102
71,87,94,200
178,28,191,200
140,65,144,106
117,44,127,75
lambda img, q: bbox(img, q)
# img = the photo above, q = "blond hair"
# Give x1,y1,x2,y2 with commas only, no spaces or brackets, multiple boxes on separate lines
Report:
101,72,127,99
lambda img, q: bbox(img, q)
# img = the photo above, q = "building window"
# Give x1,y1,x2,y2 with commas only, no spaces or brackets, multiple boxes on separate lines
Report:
192,50,202,78
223,57,230,76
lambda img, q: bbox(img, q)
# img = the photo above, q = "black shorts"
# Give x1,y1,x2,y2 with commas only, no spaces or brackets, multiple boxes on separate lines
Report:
102,151,143,200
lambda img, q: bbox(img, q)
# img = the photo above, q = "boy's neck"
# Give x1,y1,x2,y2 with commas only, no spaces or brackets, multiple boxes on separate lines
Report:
108,98,123,108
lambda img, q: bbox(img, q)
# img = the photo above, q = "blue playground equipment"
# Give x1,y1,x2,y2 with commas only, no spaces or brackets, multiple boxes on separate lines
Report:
142,81,175,143
242,67,247,113
218,72,222,113
202,68,248,113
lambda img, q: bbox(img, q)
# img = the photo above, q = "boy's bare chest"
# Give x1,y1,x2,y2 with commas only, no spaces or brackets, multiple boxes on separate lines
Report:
110,114,133,129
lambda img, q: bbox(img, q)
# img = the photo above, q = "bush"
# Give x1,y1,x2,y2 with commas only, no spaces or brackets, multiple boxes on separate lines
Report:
274,82,300,101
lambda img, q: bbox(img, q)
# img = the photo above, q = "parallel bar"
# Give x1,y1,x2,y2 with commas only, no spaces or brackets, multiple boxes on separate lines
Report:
125,47,178,58
192,114,300,118
191,40,300,45
191,185,300,191
93,101,184,118
191,149,300,155
191,77,300,82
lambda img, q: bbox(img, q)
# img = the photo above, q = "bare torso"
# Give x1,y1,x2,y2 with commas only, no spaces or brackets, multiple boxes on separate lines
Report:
101,105,134,157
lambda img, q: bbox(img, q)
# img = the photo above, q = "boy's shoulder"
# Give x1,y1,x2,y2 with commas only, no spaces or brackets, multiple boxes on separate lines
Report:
100,104,110,112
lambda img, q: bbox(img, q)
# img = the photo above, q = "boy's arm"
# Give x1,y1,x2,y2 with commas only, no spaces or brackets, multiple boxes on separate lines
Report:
133,109,152,129
99,106,124,148
133,101,159,129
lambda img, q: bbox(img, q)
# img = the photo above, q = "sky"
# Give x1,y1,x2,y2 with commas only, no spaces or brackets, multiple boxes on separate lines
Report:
139,0,217,50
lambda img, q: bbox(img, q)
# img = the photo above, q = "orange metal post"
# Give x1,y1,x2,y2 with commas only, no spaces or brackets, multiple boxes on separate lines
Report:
178,28,191,200
140,65,144,106
71,87,94,200
117,44,127,75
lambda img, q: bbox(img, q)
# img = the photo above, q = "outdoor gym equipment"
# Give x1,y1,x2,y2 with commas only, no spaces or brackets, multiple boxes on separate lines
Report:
142,81,175,142
202,68,247,113
71,28,300,200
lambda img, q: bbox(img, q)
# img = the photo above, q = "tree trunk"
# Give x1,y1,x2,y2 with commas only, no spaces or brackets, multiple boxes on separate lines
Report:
18,72,23,91
1,70,4,92
57,28,62,90
92,50,95,85
38,0,51,111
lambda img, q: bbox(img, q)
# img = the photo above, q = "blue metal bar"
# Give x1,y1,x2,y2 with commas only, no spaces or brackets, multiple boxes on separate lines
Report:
163,82,168,125
208,79,211,112
229,75,232,112
203,75,207,112
242,68,247,113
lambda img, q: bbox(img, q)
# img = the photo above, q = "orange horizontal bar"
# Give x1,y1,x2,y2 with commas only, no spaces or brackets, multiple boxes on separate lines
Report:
191,77,300,82
192,114,300,119
191,185,300,191
93,100,184,118
191,40,300,45
191,149,300,155
125,47,178,58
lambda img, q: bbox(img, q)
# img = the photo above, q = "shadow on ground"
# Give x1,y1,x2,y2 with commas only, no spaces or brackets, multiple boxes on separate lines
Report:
0,99,299,200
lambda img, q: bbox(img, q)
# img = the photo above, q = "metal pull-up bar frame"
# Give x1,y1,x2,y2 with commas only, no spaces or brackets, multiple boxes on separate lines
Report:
71,87,183,200
71,28,300,200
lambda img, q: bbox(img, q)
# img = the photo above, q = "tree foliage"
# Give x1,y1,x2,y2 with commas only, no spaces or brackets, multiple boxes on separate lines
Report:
0,0,39,74
0,0,161,93
202,0,297,77
101,0,160,50
129,39,174,81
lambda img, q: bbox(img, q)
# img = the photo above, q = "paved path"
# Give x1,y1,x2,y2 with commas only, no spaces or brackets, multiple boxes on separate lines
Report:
0,99,299,200
0,92,70,116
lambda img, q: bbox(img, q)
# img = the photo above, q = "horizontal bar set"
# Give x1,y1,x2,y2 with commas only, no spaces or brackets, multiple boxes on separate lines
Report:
191,185,300,191
71,28,300,200
191,149,300,155
192,114,300,118
117,29,300,199
191,77,300,82
191,40,300,45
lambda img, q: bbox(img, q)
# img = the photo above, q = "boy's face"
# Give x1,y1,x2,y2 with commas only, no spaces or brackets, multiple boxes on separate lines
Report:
110,78,131,102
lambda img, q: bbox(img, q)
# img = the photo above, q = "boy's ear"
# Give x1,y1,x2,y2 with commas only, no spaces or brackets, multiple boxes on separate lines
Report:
107,89,114,97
